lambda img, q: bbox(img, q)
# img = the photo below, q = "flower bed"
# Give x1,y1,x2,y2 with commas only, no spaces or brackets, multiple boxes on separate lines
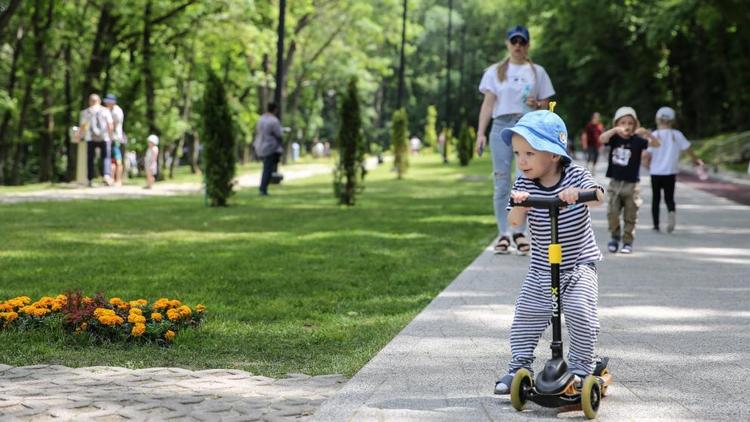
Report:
0,291,205,345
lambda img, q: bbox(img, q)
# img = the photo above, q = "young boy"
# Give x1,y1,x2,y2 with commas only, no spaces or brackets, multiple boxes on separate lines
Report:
144,134,159,190
599,107,660,254
646,106,703,233
493,110,605,395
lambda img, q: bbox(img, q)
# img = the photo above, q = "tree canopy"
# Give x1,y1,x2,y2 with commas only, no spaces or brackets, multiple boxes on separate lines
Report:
0,0,747,185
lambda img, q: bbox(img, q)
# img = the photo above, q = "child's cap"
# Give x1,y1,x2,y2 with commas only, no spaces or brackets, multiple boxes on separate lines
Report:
655,106,675,121
507,25,530,42
103,93,117,104
613,106,640,127
147,134,159,145
500,110,571,164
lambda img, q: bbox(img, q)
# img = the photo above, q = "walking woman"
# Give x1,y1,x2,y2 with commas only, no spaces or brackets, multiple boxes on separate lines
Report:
475,25,556,255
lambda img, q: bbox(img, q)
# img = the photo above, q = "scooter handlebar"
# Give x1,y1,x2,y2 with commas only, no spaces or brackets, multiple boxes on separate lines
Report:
511,190,600,209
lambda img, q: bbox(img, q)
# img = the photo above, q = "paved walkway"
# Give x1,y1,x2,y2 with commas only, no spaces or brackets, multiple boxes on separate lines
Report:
0,365,346,421
314,164,750,421
0,163,336,204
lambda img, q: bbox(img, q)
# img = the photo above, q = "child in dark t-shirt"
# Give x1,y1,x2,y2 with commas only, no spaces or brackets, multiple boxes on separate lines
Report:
600,107,660,254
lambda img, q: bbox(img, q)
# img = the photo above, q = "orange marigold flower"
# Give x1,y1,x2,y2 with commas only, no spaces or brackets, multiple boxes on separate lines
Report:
129,308,143,316
177,305,192,318
151,312,163,322
94,308,114,318
82,297,94,305
51,301,63,311
129,299,148,308
196,304,206,314
109,297,123,306
164,330,176,341
128,314,146,324
131,323,146,337
169,299,181,308
32,308,50,318
166,309,180,321
0,304,12,312
0,311,19,322
56,294,67,304
19,305,38,315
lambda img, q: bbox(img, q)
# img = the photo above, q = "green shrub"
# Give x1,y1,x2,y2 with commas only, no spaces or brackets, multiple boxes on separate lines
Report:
424,105,437,148
202,70,236,206
333,78,366,205
457,123,475,166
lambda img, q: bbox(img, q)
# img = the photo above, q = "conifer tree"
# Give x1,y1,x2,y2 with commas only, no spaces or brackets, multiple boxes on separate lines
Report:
202,70,236,206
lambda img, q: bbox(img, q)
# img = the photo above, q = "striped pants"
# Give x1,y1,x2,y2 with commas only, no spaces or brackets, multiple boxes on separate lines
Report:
507,263,600,376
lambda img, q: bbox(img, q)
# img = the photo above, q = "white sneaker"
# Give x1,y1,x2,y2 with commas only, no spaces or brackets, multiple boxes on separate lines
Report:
667,211,676,233
103,175,114,186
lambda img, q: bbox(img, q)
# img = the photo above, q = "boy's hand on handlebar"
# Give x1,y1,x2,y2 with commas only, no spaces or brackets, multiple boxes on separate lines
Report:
558,187,580,205
511,190,530,204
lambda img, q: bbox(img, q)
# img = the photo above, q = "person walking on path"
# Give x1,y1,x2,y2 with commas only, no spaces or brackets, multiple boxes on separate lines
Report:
582,112,604,175
475,25,556,255
76,93,114,187
600,107,660,254
493,110,605,395
253,102,284,196
144,134,159,189
104,93,125,186
645,106,703,233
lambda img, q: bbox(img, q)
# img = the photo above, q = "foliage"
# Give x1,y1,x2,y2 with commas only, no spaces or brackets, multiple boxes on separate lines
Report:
1,0,748,185
391,108,409,179
334,78,365,206
457,123,475,166
202,70,236,207
423,105,437,148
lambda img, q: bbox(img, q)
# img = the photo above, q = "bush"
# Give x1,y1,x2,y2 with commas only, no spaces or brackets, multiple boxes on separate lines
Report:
424,105,437,148
392,108,409,179
333,78,366,205
202,70,236,206
457,123,475,166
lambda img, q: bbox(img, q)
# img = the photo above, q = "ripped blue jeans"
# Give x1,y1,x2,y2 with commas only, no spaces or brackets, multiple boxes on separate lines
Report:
490,115,527,237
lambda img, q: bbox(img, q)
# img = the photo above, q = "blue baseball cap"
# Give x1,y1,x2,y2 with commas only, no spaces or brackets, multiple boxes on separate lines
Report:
103,93,117,104
507,25,530,42
501,110,571,163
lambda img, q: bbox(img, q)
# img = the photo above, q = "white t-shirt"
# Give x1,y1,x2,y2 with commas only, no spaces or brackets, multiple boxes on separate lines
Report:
478,62,555,117
648,129,691,175
110,105,125,142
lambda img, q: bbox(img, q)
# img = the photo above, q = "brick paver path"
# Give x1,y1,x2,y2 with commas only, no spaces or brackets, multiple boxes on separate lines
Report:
0,364,346,421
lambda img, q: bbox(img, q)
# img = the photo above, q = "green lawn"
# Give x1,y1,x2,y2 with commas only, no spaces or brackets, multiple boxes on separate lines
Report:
0,153,495,377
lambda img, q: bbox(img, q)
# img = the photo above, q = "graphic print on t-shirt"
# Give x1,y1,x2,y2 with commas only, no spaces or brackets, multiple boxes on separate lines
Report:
612,146,632,166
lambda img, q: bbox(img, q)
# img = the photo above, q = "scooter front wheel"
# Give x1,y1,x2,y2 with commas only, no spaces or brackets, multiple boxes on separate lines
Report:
581,375,601,419
510,368,533,411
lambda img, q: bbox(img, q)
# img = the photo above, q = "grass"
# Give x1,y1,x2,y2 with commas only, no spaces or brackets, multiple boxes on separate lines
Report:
692,131,750,174
0,153,496,377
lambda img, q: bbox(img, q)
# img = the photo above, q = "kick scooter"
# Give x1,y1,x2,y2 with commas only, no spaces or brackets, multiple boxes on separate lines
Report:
509,190,612,419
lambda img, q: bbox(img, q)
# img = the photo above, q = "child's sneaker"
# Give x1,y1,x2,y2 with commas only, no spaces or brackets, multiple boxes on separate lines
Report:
493,373,515,395
621,243,633,254
607,238,619,253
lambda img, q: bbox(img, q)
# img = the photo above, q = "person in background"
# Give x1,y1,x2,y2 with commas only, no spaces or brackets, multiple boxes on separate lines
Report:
474,24,556,255
599,107,660,254
583,112,604,175
76,93,114,187
253,102,284,196
104,93,125,186
144,134,159,189
645,106,703,233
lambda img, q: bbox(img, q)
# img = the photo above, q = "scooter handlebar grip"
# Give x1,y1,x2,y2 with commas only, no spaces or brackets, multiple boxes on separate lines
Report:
512,189,601,209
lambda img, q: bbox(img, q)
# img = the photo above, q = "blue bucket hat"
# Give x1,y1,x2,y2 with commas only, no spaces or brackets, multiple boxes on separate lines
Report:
501,110,571,163
507,25,530,42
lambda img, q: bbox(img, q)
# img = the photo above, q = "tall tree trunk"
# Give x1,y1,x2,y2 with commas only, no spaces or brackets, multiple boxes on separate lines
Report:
0,22,25,184
80,0,116,108
142,0,162,179
34,0,55,182
0,0,23,38
11,80,33,185
64,42,75,181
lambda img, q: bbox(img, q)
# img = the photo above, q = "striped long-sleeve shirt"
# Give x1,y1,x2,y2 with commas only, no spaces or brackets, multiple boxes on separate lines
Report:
508,164,603,273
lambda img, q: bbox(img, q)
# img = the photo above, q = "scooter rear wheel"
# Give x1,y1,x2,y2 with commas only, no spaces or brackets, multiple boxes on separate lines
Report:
510,368,533,411
581,375,601,419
